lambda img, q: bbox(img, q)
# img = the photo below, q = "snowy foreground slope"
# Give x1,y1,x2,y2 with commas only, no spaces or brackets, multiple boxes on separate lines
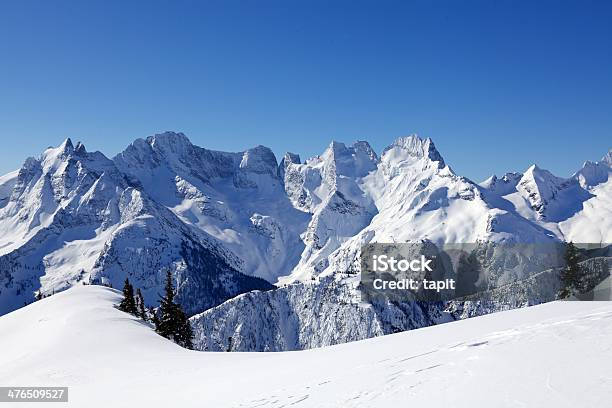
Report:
2,285,612,408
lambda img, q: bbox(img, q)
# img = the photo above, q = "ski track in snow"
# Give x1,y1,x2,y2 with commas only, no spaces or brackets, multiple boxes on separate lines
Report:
1,285,612,408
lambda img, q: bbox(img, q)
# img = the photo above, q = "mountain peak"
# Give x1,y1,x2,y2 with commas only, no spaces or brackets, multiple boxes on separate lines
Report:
516,164,587,220
525,164,540,174
59,137,74,154
574,149,612,188
74,141,87,155
352,140,378,162
318,140,379,179
282,152,301,165
239,145,278,177
39,138,78,171
480,172,522,195
278,152,301,180
381,134,445,170
327,140,347,153
391,135,443,162
523,164,564,183
602,149,612,167
146,131,192,150
480,174,497,188
522,164,562,186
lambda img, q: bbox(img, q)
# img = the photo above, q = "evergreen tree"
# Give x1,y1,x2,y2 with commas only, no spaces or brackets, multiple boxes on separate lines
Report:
174,308,194,350
136,288,147,321
154,270,194,349
151,308,160,328
135,289,141,311
155,271,175,339
119,278,137,315
557,242,582,299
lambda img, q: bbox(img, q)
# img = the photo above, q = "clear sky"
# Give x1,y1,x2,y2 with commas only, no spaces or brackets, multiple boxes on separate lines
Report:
0,0,610,181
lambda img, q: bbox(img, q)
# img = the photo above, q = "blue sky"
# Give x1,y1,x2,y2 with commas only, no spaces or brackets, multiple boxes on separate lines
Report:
0,0,610,181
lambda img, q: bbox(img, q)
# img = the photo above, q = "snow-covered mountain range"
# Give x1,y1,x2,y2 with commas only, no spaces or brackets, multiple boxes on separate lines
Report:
0,132,610,350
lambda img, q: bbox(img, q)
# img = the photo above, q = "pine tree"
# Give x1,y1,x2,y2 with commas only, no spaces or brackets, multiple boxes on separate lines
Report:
135,289,141,311
155,271,175,339
154,270,194,349
136,288,147,321
119,278,137,315
174,308,194,350
557,242,582,299
151,308,160,328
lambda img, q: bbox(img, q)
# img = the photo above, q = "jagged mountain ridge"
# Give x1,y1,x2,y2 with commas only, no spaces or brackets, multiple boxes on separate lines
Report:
189,140,610,351
0,132,610,350
0,136,274,315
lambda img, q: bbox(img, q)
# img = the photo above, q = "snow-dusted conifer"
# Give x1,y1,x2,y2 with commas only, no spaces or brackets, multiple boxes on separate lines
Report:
557,242,582,299
136,289,147,321
119,278,137,315
155,271,194,349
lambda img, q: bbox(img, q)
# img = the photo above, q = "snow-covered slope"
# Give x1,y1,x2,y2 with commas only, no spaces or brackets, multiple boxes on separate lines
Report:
2,285,612,408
